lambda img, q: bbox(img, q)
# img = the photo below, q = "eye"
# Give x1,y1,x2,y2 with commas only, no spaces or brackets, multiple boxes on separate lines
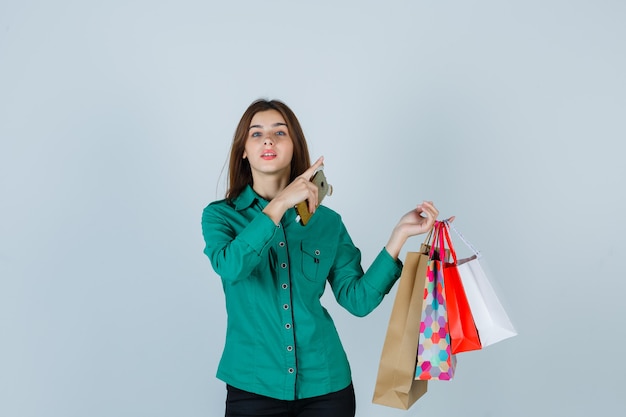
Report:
251,131,262,138
275,130,286,136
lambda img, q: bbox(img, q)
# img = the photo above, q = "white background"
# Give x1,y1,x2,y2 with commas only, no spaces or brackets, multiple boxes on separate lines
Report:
1,1,625,416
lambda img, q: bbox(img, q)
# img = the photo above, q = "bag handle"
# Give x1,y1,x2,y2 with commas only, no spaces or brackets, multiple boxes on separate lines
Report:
428,221,452,262
446,220,482,259
440,221,458,264
422,224,435,246
427,221,438,258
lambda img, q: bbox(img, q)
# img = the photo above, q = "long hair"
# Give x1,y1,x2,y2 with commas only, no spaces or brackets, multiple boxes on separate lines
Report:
226,99,311,201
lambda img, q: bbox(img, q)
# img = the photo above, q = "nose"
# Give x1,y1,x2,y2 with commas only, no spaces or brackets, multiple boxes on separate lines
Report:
263,136,273,145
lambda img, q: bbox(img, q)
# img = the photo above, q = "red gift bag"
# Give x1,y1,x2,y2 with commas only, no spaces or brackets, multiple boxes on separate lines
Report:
441,221,482,354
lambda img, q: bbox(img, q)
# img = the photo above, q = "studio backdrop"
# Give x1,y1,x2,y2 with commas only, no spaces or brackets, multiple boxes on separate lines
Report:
1,1,625,416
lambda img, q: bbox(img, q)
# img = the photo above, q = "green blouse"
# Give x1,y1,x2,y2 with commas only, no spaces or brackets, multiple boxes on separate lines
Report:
201,185,402,400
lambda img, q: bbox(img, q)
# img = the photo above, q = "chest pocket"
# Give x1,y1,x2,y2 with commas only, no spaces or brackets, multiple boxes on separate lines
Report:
300,241,334,283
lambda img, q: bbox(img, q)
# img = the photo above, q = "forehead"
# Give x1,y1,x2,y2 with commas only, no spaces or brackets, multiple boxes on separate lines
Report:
249,109,287,127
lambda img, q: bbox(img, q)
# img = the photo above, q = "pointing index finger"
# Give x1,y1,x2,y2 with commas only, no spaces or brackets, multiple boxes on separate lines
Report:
303,156,325,180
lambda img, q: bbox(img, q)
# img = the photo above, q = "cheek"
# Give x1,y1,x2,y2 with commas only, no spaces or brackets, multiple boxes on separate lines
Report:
242,142,251,159
285,140,295,155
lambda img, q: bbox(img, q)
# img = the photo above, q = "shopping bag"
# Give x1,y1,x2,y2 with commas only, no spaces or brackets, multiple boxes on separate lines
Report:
440,221,482,354
416,222,456,381
449,222,517,347
372,234,433,409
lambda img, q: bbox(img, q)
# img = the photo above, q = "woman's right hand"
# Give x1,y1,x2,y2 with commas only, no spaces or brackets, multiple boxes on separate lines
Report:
263,156,325,224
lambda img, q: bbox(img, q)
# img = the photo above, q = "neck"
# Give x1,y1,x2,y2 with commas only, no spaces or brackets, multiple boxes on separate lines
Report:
251,173,290,201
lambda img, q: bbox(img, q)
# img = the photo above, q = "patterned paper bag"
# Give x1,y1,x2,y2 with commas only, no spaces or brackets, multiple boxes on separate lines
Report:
415,222,456,380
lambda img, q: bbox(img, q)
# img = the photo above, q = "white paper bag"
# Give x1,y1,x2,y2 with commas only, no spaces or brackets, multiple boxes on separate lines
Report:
456,256,517,347
449,222,517,347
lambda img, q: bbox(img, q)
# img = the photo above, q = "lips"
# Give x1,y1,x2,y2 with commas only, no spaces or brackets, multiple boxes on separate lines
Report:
261,150,277,160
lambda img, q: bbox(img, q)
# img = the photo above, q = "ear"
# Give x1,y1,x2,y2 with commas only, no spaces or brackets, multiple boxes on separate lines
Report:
242,151,247,159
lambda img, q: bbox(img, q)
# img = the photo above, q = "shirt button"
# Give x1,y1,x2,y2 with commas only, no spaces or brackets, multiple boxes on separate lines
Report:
282,284,288,290
288,368,294,374
281,262,287,269
315,249,321,255
279,242,285,247
285,323,291,330
283,304,289,310
287,346,293,352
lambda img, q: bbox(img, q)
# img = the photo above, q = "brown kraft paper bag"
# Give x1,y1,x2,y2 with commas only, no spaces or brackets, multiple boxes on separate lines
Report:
372,242,431,409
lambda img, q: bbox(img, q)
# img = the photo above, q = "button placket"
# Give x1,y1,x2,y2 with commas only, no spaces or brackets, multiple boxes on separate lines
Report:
276,222,297,380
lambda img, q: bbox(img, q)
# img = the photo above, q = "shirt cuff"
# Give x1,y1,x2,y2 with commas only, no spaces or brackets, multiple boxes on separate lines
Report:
237,212,279,255
363,248,403,295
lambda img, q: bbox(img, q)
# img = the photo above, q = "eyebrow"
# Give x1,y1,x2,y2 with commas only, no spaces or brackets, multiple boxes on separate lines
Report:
248,122,287,130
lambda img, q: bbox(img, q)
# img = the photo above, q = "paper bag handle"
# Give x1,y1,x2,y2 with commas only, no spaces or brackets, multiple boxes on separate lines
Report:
446,220,482,259
427,221,454,263
440,221,458,264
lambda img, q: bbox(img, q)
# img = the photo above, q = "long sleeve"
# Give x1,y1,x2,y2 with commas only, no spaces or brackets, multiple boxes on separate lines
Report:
202,200,278,284
327,221,403,317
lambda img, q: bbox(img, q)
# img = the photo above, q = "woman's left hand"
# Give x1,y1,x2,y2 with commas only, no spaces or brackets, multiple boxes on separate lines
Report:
385,201,453,260
395,201,440,237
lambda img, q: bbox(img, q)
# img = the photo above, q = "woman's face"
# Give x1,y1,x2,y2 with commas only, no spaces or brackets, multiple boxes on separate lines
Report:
243,109,294,181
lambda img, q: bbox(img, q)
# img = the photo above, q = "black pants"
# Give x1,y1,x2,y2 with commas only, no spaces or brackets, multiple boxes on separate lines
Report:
225,383,356,417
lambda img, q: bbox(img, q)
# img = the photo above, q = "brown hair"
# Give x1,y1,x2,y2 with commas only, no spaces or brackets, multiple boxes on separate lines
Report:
226,99,311,200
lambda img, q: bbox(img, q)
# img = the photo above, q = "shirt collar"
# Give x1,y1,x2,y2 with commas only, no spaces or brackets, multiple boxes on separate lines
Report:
233,185,268,211
232,185,297,224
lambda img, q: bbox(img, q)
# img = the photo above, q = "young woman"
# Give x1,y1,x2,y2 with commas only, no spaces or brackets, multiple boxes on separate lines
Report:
201,99,441,417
